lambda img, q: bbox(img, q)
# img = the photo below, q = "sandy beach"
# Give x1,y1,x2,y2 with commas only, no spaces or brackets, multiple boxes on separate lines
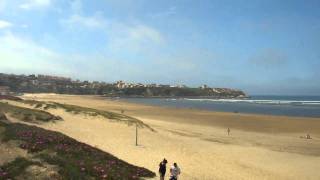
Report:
11,93,320,179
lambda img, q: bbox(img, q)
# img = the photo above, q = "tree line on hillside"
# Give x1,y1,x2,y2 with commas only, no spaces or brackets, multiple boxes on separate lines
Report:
0,73,246,98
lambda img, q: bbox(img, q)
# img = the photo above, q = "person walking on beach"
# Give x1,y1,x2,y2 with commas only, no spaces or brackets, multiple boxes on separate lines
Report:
227,128,230,136
159,158,168,180
169,163,181,180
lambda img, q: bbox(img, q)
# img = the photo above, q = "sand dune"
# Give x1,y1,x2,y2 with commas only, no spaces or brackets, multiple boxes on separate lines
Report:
14,93,320,179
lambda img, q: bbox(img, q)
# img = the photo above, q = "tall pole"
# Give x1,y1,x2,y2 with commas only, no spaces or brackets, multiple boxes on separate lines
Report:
135,123,138,146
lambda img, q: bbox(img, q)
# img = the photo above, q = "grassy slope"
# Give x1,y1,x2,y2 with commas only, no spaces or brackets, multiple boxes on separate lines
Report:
0,102,62,124
20,99,155,131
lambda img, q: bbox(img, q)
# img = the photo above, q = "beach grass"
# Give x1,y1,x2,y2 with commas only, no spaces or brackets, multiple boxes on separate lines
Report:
0,102,62,124
21,99,155,131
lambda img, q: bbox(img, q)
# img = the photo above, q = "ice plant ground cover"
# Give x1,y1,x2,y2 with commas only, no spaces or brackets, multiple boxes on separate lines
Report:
0,157,42,179
0,119,156,179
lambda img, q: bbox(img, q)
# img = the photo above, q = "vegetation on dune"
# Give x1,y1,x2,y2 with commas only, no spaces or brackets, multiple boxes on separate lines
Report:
0,102,62,124
0,121,156,180
0,100,156,179
0,157,42,179
0,95,23,101
0,112,8,122
1,96,154,131
21,99,155,132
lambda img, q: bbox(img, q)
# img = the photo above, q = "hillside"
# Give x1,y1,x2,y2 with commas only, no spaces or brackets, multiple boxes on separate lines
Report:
0,73,246,98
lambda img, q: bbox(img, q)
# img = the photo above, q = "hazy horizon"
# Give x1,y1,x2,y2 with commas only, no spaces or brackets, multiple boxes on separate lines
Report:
0,0,319,95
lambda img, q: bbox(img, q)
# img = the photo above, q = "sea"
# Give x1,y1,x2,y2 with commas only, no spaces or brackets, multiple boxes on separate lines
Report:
118,96,320,118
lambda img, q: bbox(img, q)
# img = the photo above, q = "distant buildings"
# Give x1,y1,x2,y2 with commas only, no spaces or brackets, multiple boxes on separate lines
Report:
114,80,186,89
200,84,208,89
115,81,127,89
0,86,10,95
158,85,170,88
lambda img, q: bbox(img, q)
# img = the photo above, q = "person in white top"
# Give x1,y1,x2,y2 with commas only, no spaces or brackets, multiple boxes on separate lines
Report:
169,163,181,180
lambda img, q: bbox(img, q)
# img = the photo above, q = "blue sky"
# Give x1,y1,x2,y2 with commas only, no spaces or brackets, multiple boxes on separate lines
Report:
0,0,319,95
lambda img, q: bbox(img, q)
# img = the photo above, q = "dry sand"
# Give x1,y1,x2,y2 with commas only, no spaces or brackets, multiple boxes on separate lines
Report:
11,93,320,179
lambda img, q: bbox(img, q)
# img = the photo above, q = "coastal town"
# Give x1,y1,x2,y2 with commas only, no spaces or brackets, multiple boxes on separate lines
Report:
0,73,246,98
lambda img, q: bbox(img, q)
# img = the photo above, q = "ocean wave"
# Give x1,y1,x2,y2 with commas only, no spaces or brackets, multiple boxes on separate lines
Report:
175,98,320,106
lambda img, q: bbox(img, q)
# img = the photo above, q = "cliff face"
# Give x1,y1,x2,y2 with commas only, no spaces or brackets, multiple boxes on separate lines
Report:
0,73,246,98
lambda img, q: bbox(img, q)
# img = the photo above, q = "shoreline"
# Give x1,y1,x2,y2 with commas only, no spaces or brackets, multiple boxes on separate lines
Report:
100,95,249,99
116,98,320,118
23,93,320,135
111,96,320,118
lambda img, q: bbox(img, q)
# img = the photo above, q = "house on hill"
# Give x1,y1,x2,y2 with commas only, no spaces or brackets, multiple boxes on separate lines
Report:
0,86,10,95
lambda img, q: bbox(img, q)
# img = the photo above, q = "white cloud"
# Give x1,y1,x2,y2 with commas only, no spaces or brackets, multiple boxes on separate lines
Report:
61,13,106,29
62,13,164,44
60,9,165,53
20,0,51,10
0,32,70,75
105,22,165,56
0,32,56,56
21,24,29,28
128,25,164,44
150,6,177,18
60,0,165,49
0,32,136,80
0,20,12,29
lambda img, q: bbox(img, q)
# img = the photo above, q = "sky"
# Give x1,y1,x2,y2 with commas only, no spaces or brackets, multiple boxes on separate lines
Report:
0,0,319,95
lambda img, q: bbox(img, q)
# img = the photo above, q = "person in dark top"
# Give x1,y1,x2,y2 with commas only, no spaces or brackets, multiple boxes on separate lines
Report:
159,158,168,180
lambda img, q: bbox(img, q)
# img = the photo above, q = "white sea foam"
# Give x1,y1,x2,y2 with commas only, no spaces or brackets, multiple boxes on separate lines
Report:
175,98,320,106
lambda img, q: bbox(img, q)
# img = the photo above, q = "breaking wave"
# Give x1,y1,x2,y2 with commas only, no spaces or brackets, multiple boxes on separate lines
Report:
167,98,320,106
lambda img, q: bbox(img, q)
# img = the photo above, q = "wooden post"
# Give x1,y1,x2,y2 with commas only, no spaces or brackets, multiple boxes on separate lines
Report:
135,124,138,146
